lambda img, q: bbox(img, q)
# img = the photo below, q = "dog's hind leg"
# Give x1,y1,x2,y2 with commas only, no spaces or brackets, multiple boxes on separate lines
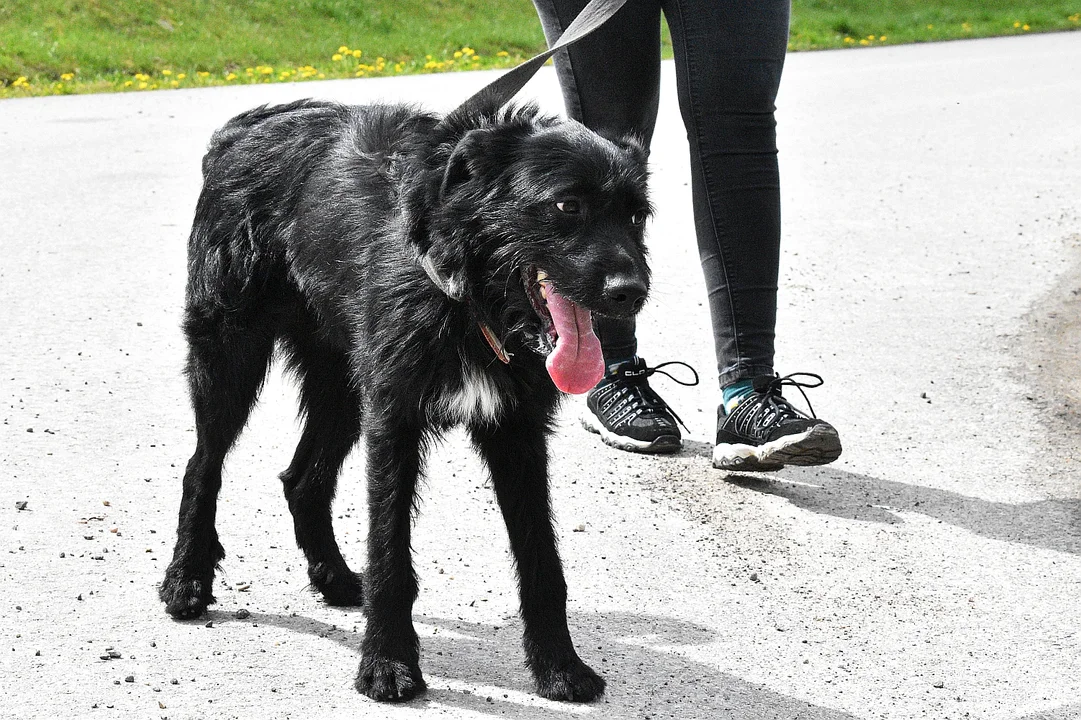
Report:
279,323,364,607
354,416,428,702
160,310,275,619
471,418,606,702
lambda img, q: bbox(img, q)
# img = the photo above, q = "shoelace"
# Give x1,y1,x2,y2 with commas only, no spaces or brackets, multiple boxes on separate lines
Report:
608,360,700,430
735,372,824,436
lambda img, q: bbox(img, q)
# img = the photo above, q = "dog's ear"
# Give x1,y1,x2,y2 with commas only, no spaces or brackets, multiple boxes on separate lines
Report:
440,128,493,200
402,130,495,303
612,132,649,164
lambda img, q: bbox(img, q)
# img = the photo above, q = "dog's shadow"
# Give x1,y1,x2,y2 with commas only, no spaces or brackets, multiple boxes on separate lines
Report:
213,609,857,718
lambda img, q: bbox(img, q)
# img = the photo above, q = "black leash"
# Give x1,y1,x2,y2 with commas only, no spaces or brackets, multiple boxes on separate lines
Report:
442,0,628,126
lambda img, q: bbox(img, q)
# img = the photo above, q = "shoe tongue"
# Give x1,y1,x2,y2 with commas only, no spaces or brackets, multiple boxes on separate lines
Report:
543,285,604,394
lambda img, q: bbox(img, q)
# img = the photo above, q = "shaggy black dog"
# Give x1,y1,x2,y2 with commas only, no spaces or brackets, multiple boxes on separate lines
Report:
159,97,651,702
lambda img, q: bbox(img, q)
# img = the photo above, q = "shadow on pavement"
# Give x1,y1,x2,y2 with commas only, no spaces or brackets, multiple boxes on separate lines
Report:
234,609,857,719
1015,704,1081,720
726,466,1081,555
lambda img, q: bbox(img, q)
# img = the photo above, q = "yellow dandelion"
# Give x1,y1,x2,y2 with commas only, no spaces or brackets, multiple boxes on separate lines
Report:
453,51,463,59
338,45,349,53
355,70,365,77
259,66,273,75
962,22,972,31
462,47,474,55
879,35,886,41
226,72,237,81
394,62,404,72
162,69,173,76
124,80,133,87
61,72,74,81
138,81,148,89
497,50,509,57
927,24,934,30
1022,24,1030,30
1070,14,1080,23
859,38,869,45
170,80,179,87
866,34,875,40
333,53,343,61
318,73,325,78
177,73,186,80
198,71,209,78
472,55,481,62
352,49,362,58
844,36,854,43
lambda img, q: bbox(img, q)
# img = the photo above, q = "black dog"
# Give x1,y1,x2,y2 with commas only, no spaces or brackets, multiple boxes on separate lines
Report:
159,97,651,702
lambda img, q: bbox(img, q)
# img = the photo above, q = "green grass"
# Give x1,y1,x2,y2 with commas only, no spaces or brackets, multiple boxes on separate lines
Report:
2,0,1079,98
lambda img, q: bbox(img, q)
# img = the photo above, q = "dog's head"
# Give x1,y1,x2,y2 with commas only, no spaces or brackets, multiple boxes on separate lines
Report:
404,106,652,393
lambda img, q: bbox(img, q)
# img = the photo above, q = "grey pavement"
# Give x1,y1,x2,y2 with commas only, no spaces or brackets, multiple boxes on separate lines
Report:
2,31,1080,720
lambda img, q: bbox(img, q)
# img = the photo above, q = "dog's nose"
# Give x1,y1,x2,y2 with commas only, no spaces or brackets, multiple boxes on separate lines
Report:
603,274,647,313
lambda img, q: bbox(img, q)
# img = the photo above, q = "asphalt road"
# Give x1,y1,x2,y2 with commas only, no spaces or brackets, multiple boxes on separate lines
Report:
2,31,1080,720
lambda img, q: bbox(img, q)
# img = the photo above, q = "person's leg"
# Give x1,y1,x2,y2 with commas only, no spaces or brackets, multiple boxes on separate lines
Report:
661,0,788,387
533,0,662,363
662,0,841,469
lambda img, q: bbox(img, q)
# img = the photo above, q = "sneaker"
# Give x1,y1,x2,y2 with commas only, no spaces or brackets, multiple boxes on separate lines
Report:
582,357,698,454
712,373,842,471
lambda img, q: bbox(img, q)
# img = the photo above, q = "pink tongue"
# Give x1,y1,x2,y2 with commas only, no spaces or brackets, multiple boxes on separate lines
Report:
543,286,604,394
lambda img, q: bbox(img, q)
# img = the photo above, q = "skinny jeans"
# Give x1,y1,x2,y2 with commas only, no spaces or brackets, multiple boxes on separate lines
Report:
533,0,789,387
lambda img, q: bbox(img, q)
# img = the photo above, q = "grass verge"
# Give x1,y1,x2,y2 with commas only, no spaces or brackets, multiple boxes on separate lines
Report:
1,0,1079,99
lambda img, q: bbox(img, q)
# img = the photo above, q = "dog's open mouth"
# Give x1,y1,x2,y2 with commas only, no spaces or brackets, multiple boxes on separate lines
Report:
523,266,605,394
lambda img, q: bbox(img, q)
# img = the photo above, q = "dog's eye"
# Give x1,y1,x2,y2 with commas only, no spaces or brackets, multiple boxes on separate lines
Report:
555,200,580,214
630,209,648,226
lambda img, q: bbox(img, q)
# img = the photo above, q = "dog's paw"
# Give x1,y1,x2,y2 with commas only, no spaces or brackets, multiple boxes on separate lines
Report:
308,562,364,607
534,658,605,702
354,656,426,702
159,574,215,619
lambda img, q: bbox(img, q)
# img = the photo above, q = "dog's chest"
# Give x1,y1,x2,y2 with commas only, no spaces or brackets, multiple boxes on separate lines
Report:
431,366,508,425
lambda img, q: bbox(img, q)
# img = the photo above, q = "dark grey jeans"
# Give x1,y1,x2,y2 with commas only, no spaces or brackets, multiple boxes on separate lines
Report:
533,0,789,387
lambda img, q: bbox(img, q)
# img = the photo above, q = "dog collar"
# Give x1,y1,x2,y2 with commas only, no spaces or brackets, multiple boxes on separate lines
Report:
478,322,511,364
419,254,511,365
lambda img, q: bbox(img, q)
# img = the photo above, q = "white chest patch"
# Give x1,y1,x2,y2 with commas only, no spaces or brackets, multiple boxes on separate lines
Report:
433,367,506,425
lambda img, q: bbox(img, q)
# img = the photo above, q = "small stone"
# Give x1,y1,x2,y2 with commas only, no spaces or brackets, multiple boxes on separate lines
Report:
124,675,134,683
933,680,945,689
235,609,250,620
35,650,40,656
205,621,214,628
750,572,759,582
170,679,178,685
15,501,28,511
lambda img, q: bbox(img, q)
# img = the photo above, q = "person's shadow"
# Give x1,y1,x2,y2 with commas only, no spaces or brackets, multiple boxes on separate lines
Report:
723,466,1081,556
208,608,857,718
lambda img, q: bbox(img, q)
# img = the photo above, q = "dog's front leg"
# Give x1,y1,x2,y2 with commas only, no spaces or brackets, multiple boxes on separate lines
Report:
472,419,605,702
354,419,427,702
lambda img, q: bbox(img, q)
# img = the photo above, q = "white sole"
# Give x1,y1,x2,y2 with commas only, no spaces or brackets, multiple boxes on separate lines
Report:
713,424,841,471
581,410,682,454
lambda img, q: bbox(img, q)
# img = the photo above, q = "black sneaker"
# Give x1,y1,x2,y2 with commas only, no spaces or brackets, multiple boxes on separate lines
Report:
582,358,698,454
713,373,842,471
